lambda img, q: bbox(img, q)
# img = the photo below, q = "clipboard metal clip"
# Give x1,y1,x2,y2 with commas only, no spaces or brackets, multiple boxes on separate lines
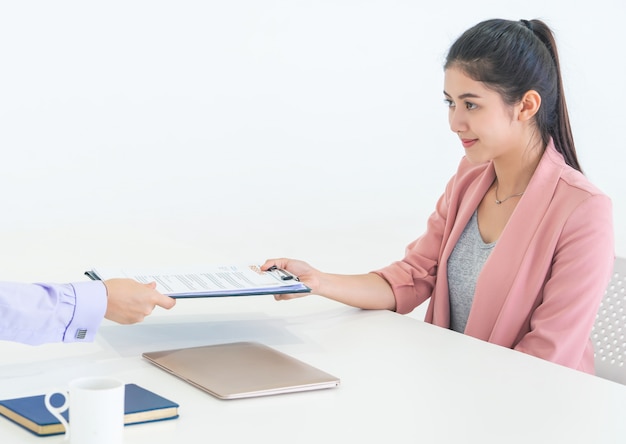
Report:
267,266,300,281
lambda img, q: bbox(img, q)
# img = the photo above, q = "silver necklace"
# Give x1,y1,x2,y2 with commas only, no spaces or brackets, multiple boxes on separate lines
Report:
494,184,524,205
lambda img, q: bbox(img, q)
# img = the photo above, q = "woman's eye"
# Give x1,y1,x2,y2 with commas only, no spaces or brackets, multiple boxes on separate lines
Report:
465,102,477,110
444,99,455,108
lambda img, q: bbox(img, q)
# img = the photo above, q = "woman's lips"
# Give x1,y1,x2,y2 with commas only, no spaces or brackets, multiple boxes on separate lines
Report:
461,138,477,149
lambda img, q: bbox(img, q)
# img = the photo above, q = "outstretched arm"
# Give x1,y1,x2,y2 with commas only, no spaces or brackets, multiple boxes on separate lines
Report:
261,258,396,310
0,279,176,345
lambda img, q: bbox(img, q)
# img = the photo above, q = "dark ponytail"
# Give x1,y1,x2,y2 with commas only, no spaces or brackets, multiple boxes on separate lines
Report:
444,19,582,173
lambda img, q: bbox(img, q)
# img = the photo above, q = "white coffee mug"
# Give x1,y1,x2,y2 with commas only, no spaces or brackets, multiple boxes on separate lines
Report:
44,376,125,444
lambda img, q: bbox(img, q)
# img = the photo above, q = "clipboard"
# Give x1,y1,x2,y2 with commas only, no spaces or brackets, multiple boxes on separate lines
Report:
84,264,311,298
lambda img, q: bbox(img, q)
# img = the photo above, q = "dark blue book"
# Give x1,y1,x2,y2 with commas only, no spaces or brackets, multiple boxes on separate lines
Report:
0,383,179,436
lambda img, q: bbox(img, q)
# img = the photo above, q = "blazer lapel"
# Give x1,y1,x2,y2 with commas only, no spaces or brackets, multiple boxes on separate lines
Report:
431,162,496,327
465,143,565,341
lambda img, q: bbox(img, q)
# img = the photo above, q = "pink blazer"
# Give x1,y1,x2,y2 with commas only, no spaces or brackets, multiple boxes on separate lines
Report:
375,142,614,373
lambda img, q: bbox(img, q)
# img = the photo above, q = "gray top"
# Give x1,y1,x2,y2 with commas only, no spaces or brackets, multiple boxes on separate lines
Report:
447,210,496,333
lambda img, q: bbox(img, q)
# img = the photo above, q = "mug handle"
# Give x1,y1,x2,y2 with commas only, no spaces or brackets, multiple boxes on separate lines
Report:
44,390,70,440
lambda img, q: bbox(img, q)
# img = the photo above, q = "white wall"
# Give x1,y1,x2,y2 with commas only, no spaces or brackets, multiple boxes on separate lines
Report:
1,1,624,295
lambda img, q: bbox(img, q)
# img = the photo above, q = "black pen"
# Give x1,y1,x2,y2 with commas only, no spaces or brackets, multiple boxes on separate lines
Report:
267,265,298,281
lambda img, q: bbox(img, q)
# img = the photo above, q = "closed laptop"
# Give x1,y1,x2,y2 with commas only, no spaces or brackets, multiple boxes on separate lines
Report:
142,341,340,399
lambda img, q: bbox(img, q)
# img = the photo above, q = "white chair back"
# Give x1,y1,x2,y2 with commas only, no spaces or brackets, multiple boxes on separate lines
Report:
592,256,626,384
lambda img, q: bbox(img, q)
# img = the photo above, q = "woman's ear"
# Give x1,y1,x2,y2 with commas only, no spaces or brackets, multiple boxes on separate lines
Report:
518,90,542,121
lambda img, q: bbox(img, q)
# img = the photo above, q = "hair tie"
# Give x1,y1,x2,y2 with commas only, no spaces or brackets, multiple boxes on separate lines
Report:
520,19,534,32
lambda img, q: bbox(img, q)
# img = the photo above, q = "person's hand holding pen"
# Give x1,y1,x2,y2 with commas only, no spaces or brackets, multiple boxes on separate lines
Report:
261,259,320,300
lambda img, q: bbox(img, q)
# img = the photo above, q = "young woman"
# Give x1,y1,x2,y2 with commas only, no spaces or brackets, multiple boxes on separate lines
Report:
262,18,614,374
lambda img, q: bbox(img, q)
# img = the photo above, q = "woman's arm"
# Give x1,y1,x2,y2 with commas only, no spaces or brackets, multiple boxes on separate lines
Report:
261,258,396,310
514,194,614,369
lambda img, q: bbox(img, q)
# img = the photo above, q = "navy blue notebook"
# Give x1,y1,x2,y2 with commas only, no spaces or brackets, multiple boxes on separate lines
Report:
0,383,179,436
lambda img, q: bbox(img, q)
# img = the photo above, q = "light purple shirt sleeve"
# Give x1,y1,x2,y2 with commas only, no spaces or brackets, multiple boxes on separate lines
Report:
0,280,107,345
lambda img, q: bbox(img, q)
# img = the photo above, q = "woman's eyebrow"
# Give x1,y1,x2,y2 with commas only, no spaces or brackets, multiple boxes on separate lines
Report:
443,90,482,100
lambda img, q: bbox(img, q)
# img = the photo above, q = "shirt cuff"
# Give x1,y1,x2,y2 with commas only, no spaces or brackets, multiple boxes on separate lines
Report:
63,281,107,342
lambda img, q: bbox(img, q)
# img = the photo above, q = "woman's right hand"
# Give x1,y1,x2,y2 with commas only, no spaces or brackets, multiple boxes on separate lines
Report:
261,258,320,300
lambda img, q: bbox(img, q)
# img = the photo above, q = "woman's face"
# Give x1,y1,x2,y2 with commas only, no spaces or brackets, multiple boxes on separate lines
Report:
443,67,523,165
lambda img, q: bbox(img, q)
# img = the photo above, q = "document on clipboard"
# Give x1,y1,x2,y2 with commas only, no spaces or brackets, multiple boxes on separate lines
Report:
84,264,311,298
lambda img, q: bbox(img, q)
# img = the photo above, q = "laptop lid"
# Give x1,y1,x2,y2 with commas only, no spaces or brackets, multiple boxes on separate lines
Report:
142,341,340,400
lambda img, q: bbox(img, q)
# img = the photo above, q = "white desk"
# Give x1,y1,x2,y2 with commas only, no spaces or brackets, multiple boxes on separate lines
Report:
1,295,625,444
